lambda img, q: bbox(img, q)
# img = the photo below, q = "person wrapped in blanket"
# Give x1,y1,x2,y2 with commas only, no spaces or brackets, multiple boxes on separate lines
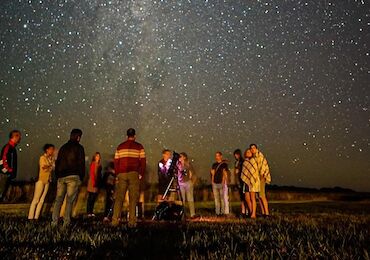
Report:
241,149,260,218
250,144,271,217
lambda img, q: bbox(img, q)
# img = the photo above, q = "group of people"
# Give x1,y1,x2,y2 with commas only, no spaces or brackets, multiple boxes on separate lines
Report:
210,146,271,219
0,128,271,228
0,128,144,227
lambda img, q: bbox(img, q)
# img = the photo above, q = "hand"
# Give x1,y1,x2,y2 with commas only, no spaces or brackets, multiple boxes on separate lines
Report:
139,174,143,180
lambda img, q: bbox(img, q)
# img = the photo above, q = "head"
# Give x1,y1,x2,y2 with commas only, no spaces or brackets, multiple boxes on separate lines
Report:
43,144,55,156
179,152,188,164
9,130,21,145
70,129,83,142
92,152,101,164
215,151,223,163
250,144,258,155
127,128,136,140
234,149,242,160
244,149,253,159
162,149,171,161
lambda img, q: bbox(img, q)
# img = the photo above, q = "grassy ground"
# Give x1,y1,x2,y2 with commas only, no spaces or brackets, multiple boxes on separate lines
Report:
0,201,369,259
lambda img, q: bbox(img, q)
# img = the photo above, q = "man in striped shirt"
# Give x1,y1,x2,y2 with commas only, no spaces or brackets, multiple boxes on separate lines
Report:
112,128,146,227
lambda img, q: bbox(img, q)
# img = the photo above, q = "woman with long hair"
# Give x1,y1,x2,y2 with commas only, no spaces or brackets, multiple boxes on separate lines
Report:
241,149,260,218
178,152,197,218
28,144,55,220
234,149,247,217
86,152,102,217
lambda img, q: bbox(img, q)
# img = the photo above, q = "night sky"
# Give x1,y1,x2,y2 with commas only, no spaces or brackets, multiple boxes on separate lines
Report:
0,1,369,191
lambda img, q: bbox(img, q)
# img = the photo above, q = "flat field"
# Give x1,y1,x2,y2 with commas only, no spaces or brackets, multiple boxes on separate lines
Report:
0,201,369,259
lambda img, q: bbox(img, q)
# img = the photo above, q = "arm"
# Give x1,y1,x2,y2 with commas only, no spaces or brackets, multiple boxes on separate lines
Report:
139,147,146,179
210,168,215,183
1,144,13,174
40,156,53,171
189,164,196,184
223,164,231,185
114,148,119,176
222,169,228,184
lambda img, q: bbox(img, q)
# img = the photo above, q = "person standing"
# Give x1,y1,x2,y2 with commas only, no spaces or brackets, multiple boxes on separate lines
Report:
178,152,197,218
250,144,271,217
0,130,21,201
241,149,260,218
210,152,230,216
103,160,115,222
52,129,85,227
112,128,146,227
86,152,102,217
233,149,247,217
28,144,55,220
157,149,172,202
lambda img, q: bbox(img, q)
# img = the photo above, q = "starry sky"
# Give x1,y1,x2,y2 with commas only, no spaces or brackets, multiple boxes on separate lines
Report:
0,0,369,191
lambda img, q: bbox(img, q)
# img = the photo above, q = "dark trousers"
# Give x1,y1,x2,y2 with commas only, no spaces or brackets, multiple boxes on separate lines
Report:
87,192,98,214
104,185,115,217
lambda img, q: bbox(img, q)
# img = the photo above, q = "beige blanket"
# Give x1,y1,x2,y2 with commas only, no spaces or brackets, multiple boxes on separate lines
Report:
255,152,271,184
241,158,260,192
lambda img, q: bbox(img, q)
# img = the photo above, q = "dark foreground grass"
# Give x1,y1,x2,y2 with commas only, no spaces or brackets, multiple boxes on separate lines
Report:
0,202,369,259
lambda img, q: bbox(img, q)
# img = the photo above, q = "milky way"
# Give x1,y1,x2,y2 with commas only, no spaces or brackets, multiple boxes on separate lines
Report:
0,0,369,190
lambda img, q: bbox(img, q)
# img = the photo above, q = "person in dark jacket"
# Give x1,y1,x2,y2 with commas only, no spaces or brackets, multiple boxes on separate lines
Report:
234,149,247,217
0,130,21,201
52,129,85,227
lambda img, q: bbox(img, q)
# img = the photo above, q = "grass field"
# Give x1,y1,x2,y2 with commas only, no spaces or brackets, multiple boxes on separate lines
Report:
0,201,369,259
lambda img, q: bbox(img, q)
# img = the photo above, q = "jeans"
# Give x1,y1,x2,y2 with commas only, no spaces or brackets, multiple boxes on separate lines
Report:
87,192,98,214
28,180,49,219
52,175,81,225
112,172,139,226
212,183,229,215
179,181,195,217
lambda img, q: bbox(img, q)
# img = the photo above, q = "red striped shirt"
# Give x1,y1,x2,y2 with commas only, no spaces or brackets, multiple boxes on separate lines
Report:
114,139,146,177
